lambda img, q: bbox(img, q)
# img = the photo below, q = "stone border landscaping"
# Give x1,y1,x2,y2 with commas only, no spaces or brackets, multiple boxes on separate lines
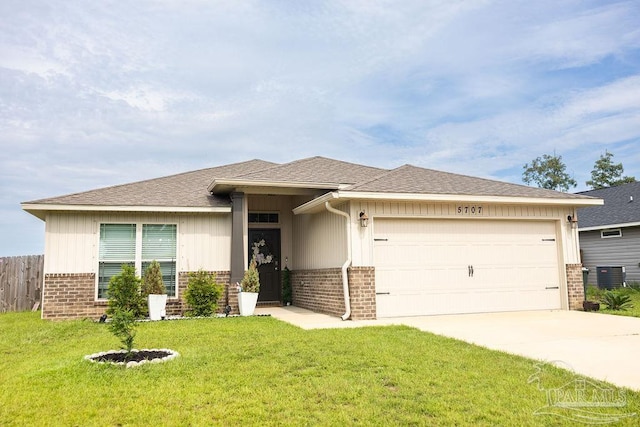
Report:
84,348,180,368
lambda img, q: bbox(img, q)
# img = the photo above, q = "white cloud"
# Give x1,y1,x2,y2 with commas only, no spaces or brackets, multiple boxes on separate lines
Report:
1,0,639,255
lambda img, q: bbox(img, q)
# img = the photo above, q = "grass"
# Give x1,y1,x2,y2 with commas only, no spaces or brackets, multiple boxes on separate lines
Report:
1,312,639,426
586,284,640,318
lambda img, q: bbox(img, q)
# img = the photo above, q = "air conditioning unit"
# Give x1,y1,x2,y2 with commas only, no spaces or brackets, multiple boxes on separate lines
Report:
596,266,626,290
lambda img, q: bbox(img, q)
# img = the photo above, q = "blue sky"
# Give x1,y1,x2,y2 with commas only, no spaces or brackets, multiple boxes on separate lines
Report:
1,0,639,256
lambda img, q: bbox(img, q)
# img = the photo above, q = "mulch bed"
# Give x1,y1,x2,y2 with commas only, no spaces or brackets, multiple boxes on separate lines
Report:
85,349,179,367
91,350,171,363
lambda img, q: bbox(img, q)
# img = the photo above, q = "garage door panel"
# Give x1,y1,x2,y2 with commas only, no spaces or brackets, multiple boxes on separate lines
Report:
375,242,469,266
374,219,562,317
377,288,560,317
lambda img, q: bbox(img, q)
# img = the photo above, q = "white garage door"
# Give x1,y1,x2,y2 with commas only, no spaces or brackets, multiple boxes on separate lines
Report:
374,219,562,317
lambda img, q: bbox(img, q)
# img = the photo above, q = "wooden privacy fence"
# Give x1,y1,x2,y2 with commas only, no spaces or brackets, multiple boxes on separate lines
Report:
0,255,44,313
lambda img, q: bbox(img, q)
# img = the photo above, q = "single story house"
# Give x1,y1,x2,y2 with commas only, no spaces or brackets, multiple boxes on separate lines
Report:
577,181,640,288
22,156,601,320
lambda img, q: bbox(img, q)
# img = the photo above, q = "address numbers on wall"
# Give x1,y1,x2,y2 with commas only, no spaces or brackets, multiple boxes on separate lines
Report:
456,205,484,215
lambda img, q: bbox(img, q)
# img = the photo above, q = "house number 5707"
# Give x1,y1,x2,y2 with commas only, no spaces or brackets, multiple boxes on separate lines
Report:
456,206,483,215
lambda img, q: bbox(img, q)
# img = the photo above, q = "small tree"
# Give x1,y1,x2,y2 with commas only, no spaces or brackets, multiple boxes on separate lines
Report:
184,270,224,317
141,260,166,296
240,257,260,293
109,309,137,356
522,153,577,192
106,264,145,319
106,265,145,357
586,151,636,189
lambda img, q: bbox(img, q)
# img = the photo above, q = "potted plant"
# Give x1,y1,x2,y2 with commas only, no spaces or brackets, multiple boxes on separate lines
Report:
141,260,167,320
238,256,260,316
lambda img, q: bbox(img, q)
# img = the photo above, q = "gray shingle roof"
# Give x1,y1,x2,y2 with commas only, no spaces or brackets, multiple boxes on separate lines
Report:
347,165,593,199
577,181,640,228
226,156,386,185
24,159,277,207
23,157,595,214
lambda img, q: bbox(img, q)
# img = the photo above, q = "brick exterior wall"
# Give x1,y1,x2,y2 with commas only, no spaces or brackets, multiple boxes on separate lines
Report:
291,267,376,320
566,263,585,310
347,267,376,320
43,271,231,320
292,268,344,317
176,271,231,316
42,273,104,320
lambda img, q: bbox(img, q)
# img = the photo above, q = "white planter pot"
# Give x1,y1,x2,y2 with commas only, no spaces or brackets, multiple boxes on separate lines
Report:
238,292,259,316
148,294,168,320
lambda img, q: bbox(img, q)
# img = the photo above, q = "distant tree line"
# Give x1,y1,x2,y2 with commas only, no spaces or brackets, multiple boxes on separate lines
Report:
522,150,636,192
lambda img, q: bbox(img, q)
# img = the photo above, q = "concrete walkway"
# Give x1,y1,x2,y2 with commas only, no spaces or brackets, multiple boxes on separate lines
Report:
255,306,640,391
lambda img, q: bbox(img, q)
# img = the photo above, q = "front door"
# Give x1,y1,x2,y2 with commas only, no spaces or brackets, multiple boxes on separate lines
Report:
248,229,281,302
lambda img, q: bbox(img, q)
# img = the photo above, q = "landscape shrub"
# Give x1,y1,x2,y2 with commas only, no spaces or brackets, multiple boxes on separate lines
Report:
106,264,145,319
184,270,224,317
282,266,292,305
602,291,633,311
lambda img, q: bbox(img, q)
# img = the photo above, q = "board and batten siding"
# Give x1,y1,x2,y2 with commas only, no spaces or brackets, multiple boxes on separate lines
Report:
347,201,579,267
44,212,231,274
293,203,348,270
285,199,579,271
580,226,640,286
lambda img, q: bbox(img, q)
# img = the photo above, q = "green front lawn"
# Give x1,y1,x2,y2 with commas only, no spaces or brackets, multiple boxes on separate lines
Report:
1,312,638,426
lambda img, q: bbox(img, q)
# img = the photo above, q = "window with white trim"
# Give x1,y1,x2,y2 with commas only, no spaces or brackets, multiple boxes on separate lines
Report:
98,223,177,299
601,229,622,239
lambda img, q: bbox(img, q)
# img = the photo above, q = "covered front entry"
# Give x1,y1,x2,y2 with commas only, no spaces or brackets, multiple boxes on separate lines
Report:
248,228,281,303
374,218,562,317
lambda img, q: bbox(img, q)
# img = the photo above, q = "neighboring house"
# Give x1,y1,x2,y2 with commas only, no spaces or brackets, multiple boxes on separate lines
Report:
577,181,640,287
22,156,601,320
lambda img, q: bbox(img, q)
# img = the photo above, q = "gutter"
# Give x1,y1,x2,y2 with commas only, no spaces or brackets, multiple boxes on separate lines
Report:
324,201,352,321
294,191,603,215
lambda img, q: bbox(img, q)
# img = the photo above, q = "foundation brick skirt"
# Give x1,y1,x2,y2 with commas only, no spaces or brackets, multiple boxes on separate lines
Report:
43,271,231,320
291,267,376,320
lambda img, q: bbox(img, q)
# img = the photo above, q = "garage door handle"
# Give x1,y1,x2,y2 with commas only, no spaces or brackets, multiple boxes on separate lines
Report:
545,286,559,290
468,265,474,277
376,292,390,295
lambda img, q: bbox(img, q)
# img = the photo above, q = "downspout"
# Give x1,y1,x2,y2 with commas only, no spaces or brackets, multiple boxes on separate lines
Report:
325,201,352,320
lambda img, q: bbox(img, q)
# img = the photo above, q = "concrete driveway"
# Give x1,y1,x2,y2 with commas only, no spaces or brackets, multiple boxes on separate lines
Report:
256,307,640,391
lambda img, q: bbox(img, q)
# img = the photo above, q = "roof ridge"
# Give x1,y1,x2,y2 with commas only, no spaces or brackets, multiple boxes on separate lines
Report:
228,159,286,179
232,156,387,183
343,165,396,189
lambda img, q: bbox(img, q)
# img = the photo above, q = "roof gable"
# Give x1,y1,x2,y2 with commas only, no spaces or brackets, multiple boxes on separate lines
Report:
577,181,640,228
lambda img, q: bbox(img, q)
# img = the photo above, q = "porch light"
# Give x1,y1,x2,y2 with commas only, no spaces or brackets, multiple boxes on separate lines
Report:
359,211,369,228
567,215,578,229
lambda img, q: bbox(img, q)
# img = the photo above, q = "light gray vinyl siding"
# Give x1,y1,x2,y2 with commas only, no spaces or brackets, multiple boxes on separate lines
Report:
580,226,640,286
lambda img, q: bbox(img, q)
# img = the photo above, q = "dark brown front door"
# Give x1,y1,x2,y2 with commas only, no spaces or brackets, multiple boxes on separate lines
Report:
248,229,281,302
